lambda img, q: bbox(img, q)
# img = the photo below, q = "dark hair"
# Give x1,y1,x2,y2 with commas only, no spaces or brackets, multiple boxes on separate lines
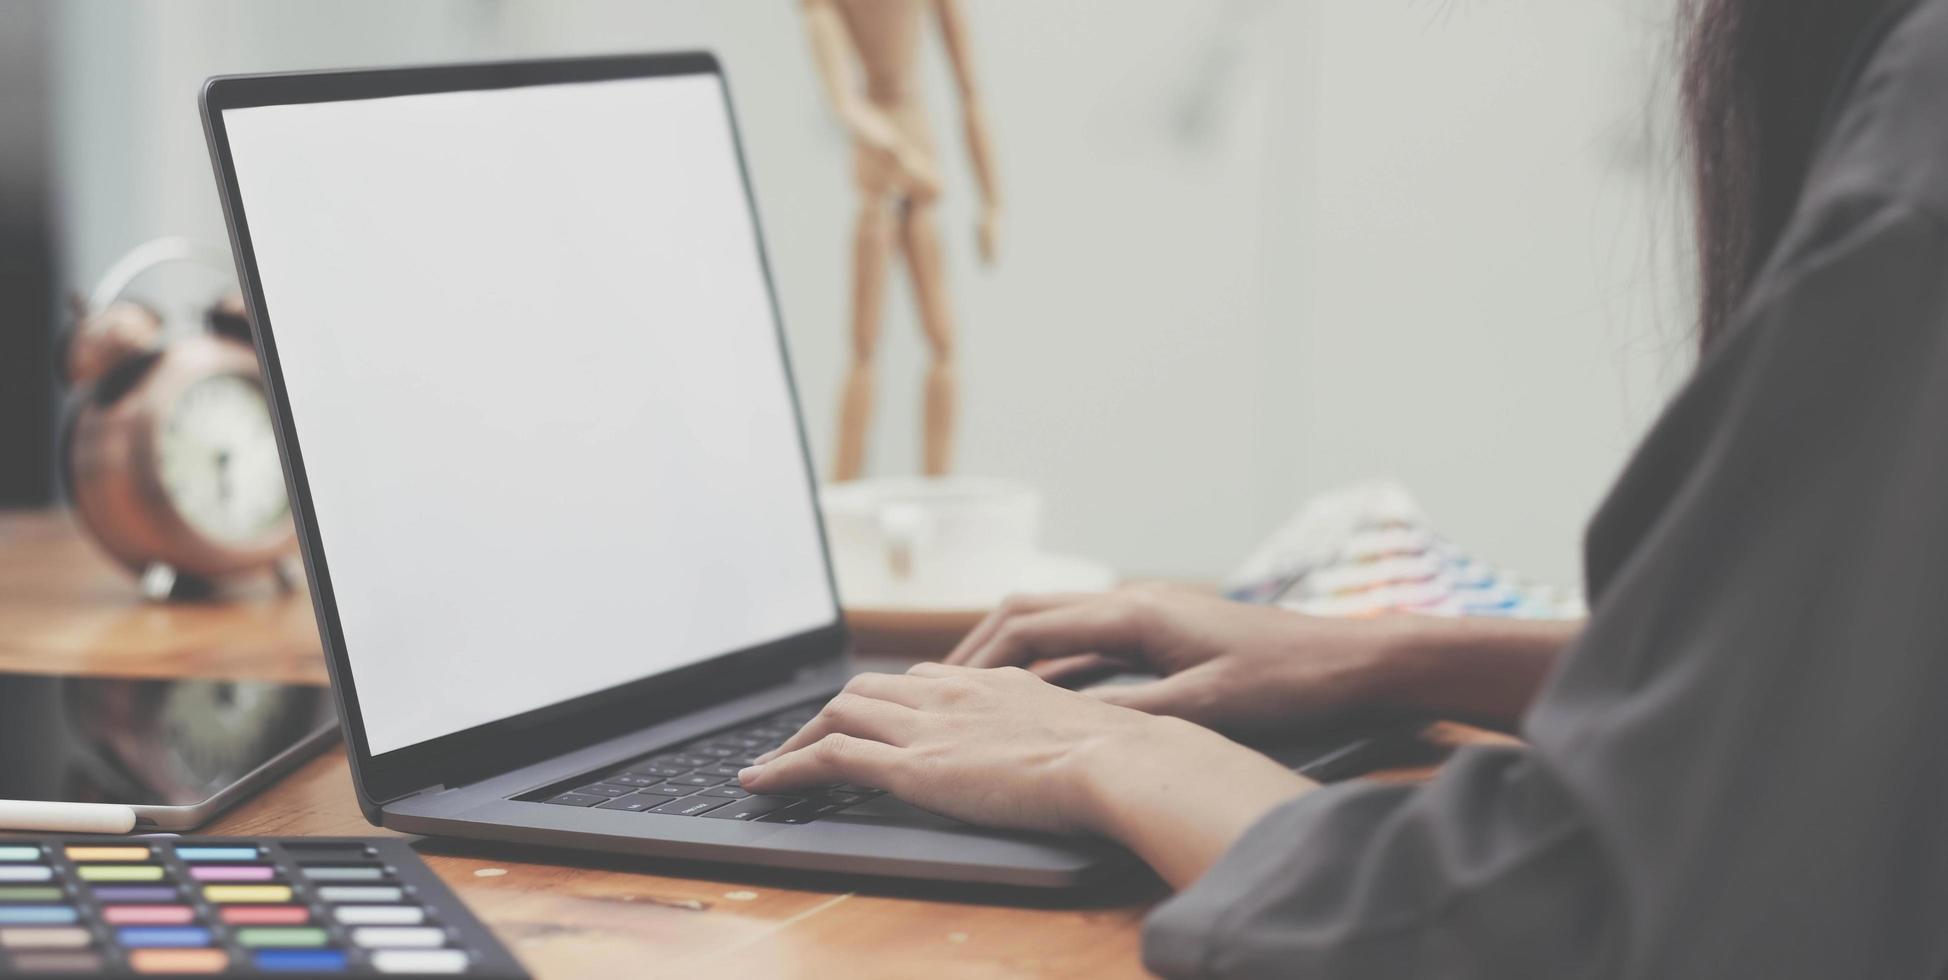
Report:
1680,0,1902,348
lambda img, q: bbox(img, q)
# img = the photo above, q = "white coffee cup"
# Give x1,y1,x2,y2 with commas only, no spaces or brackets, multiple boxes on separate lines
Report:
820,477,1042,608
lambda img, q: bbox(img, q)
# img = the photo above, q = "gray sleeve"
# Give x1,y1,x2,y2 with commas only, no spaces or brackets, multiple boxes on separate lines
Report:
1144,746,1618,979
1146,200,1948,979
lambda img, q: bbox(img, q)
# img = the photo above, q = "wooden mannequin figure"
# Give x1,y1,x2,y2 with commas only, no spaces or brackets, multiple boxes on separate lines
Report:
803,0,1001,481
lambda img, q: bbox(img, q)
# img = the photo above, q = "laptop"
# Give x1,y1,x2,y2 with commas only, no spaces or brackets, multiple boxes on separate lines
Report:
199,53,1396,888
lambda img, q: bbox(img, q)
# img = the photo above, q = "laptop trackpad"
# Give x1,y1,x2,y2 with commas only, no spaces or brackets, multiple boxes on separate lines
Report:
831,793,960,827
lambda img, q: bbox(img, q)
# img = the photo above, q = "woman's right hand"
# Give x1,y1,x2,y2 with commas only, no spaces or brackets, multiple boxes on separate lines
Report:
942,586,1422,736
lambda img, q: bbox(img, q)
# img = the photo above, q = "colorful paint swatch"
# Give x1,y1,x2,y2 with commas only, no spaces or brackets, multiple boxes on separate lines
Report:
252,949,348,972
174,846,261,862
0,906,79,925
203,884,294,904
189,864,278,882
235,926,331,948
0,836,523,977
102,905,197,925
371,948,472,974
7,950,102,973
91,885,178,903
64,846,150,862
76,863,166,882
0,886,63,902
351,926,447,948
0,926,91,948
117,925,214,948
333,905,426,926
220,905,311,926
316,885,403,903
128,947,230,973
301,865,387,881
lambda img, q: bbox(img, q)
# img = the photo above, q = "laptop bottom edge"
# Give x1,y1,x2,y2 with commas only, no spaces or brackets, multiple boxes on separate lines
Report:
378,805,1134,890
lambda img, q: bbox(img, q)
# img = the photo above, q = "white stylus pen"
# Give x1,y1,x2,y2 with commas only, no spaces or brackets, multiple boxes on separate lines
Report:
0,800,138,834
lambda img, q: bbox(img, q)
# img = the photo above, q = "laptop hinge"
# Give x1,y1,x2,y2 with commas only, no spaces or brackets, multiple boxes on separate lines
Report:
383,783,450,806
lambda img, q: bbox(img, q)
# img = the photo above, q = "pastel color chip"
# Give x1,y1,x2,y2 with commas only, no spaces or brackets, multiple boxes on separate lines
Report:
333,905,426,926
189,865,276,882
7,951,101,974
302,866,387,881
117,926,213,948
203,884,293,904
0,866,53,883
64,846,150,862
0,846,41,861
351,926,447,948
236,926,331,948
372,949,471,974
0,907,79,926
174,847,260,862
221,905,311,926
0,926,91,948
91,886,177,903
0,887,63,902
76,864,165,882
129,948,229,973
317,885,404,903
253,949,348,972
102,905,197,926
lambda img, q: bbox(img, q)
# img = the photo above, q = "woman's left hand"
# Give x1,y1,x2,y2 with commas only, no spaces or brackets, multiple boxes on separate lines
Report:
740,663,1314,883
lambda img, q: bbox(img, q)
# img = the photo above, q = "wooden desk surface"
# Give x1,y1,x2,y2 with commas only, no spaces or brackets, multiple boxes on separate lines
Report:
0,509,1489,978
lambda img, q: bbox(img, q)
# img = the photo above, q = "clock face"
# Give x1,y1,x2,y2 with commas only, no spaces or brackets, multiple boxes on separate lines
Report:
156,374,290,545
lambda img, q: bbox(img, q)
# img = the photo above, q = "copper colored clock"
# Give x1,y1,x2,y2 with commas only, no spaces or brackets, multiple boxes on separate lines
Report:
59,238,296,600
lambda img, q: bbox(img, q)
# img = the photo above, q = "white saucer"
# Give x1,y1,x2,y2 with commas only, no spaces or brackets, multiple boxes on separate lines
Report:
838,552,1118,614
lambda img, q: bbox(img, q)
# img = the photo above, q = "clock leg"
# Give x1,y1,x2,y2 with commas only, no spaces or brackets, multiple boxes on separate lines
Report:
137,563,217,601
138,563,178,602
270,556,301,593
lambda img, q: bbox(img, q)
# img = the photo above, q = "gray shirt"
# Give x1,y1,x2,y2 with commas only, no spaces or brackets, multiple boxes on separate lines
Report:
1144,1,1948,976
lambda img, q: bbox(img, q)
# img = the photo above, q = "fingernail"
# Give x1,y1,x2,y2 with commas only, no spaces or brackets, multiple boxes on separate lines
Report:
738,765,763,783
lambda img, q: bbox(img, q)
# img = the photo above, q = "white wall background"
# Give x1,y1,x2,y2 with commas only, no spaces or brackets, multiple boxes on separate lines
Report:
50,0,1693,588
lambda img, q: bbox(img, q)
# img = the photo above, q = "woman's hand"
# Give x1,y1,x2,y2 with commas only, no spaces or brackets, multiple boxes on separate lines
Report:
740,663,1313,886
944,587,1420,735
947,587,1581,735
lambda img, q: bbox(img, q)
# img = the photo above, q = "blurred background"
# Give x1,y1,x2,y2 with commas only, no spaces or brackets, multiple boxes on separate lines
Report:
0,0,1693,588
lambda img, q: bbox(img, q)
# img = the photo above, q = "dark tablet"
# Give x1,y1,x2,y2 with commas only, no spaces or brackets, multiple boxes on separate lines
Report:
0,671,336,830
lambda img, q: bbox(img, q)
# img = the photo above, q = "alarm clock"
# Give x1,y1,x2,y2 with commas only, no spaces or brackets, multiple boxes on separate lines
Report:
58,237,297,601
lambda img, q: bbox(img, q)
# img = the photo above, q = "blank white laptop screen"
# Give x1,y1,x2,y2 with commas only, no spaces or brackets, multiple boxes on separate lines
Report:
222,73,836,756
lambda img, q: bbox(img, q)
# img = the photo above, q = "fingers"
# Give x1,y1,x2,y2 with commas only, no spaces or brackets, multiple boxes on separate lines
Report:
1030,653,1127,687
740,733,902,795
838,670,935,709
944,593,1093,665
1084,665,1219,723
959,601,1152,670
755,692,920,764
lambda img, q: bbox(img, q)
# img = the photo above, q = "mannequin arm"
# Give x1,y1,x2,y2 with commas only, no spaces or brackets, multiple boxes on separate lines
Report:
933,0,1001,261
801,0,938,191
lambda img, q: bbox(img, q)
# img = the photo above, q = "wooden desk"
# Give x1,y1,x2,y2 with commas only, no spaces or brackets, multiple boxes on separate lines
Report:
0,509,1487,978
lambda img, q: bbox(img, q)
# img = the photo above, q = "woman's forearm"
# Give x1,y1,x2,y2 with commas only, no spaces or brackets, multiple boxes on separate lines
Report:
1375,616,1582,733
1076,717,1318,889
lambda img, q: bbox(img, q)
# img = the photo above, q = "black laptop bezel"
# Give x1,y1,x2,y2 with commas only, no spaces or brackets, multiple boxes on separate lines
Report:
199,52,849,815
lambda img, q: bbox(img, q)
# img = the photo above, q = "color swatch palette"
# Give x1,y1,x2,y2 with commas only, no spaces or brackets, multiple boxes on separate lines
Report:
0,838,525,978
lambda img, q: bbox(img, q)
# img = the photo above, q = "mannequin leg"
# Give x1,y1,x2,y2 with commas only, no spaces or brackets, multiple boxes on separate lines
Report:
898,195,957,476
834,192,895,482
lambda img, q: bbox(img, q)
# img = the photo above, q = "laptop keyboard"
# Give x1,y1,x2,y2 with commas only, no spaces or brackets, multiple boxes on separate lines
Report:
531,703,885,824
